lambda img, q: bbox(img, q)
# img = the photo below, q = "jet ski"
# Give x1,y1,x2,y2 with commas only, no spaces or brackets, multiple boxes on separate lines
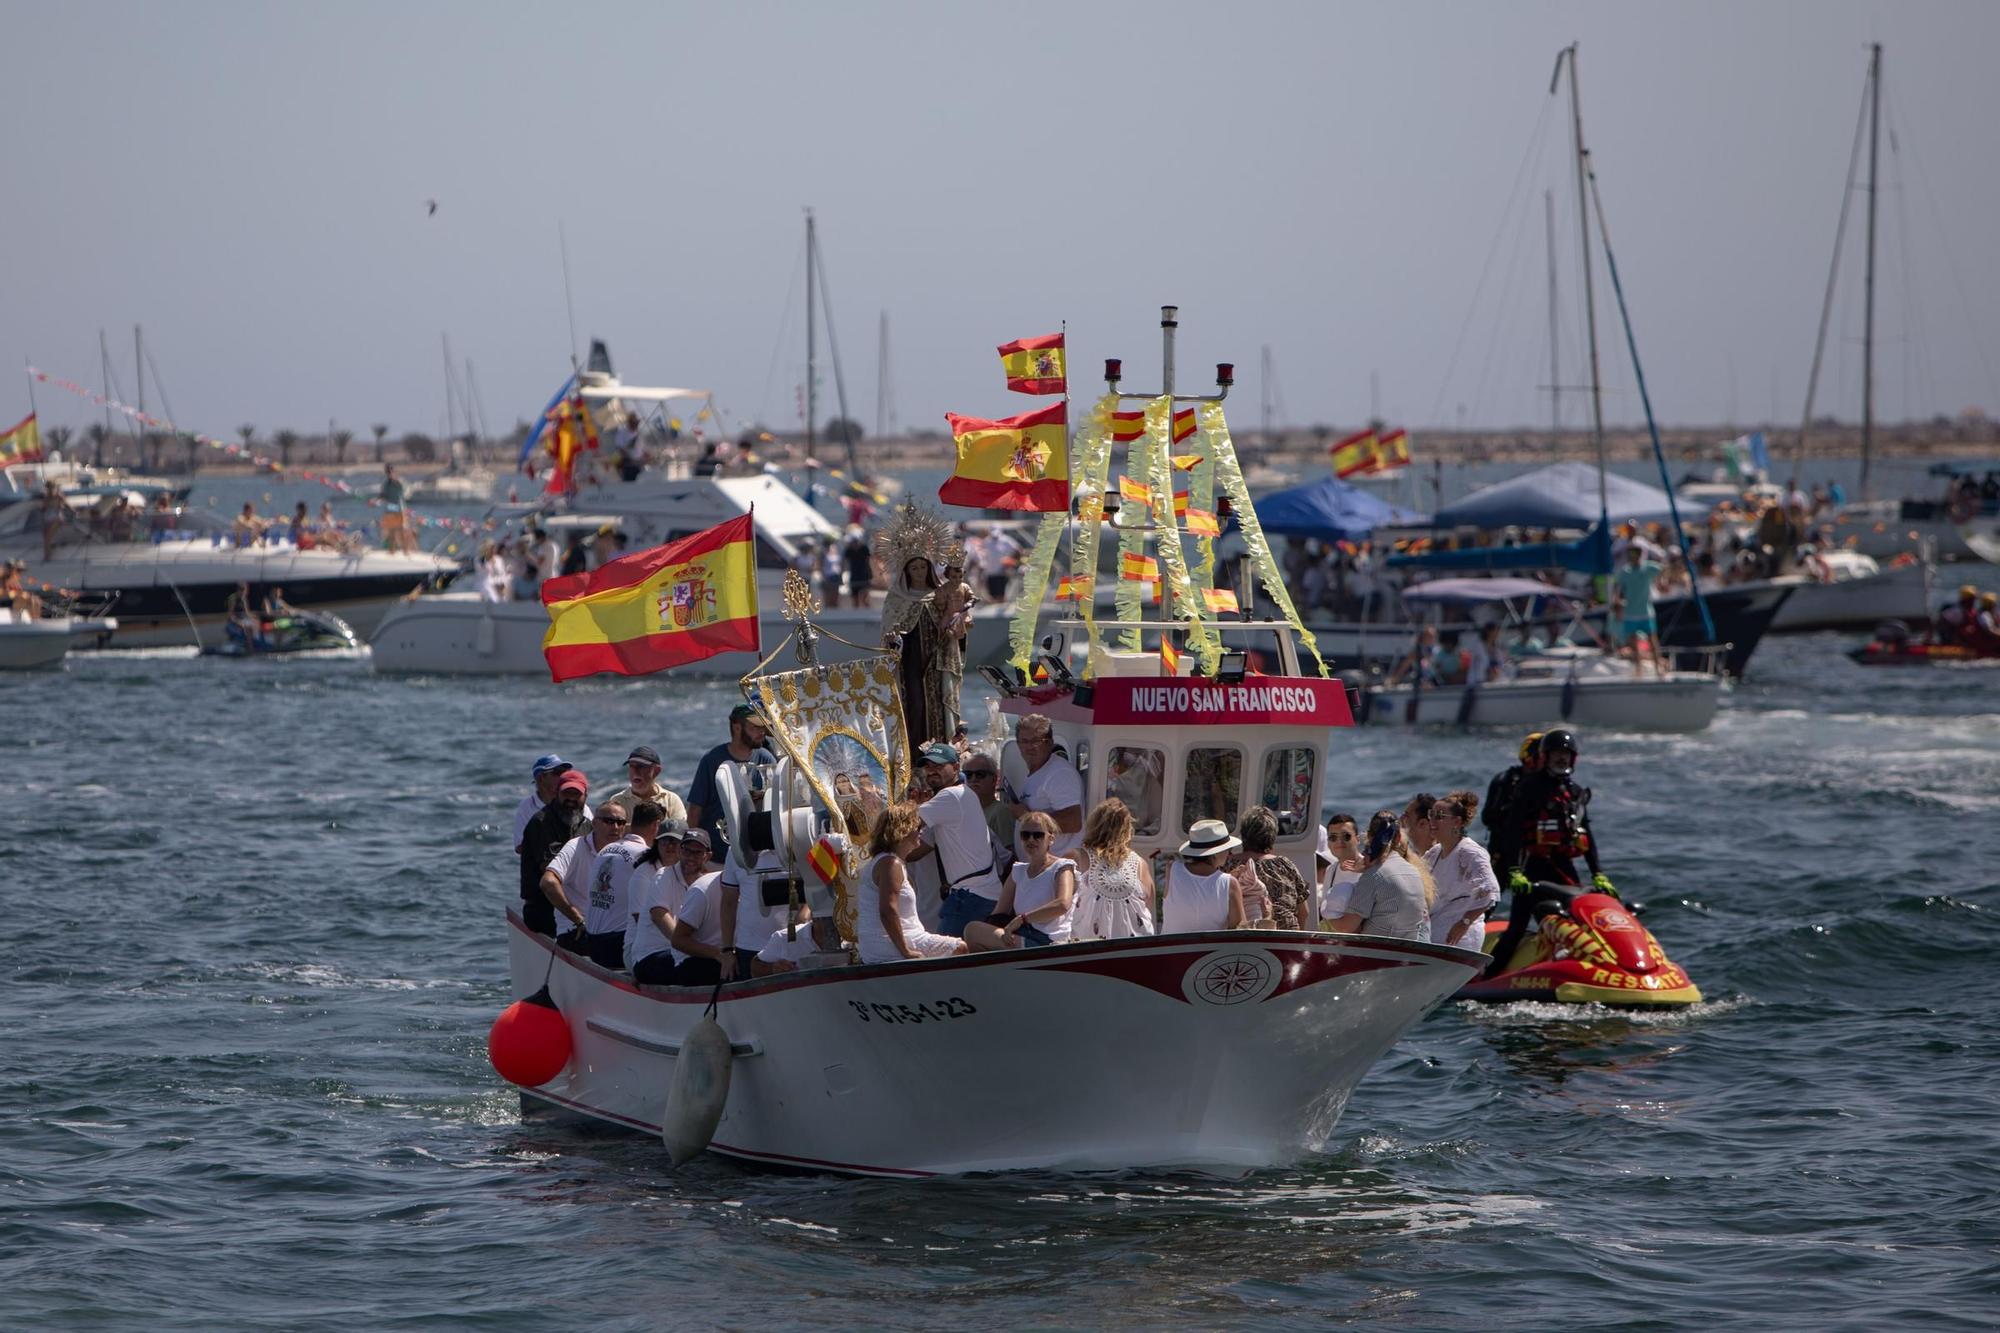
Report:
1850,620,2000,666
206,609,361,657
1457,885,1703,1008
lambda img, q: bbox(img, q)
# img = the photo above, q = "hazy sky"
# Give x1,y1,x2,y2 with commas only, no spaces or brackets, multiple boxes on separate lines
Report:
5,0,1997,445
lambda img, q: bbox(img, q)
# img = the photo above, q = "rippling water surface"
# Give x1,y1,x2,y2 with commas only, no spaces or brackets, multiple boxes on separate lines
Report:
5,631,1998,1329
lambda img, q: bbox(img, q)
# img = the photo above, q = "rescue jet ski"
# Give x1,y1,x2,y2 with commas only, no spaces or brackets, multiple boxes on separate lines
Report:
1457,884,1702,1008
1850,620,2000,667
205,609,361,658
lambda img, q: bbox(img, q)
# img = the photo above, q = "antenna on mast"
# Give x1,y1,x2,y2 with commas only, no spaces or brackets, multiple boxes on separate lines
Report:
558,221,580,370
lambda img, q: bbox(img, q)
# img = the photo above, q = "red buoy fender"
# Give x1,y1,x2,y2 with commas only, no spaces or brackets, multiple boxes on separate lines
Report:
488,986,573,1087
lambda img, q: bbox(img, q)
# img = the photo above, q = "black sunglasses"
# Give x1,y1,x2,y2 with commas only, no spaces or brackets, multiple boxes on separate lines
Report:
1020,831,1048,841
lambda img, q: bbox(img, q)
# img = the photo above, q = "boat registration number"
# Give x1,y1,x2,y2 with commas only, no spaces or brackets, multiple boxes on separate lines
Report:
847,997,979,1025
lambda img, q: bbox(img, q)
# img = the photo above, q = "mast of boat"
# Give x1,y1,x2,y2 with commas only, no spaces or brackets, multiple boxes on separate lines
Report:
875,310,893,438
1552,43,1608,532
1860,42,1881,502
134,325,147,470
1259,344,1273,447
1545,188,1561,437
442,333,459,445
804,208,817,467
98,330,115,462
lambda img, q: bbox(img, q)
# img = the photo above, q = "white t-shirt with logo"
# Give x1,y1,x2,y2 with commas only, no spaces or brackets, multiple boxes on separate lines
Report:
545,831,614,917
918,784,1003,900
584,836,647,936
671,872,727,965
626,861,687,968
1016,758,1085,858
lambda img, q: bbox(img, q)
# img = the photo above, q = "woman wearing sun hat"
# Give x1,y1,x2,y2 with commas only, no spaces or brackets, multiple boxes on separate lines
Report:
1161,820,1247,934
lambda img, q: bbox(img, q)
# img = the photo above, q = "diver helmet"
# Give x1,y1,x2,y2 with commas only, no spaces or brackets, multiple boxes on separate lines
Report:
1519,731,1545,766
1539,728,1579,777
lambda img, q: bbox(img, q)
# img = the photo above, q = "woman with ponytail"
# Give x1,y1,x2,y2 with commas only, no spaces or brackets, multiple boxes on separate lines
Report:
1322,811,1432,941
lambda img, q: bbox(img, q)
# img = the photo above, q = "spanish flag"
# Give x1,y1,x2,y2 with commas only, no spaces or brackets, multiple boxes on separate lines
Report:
1119,553,1159,582
807,837,843,886
1160,636,1181,675
1117,474,1151,506
1377,428,1412,470
0,412,42,465
1055,574,1092,601
997,333,1066,395
541,514,760,682
1111,407,1195,444
1172,490,1191,518
1170,453,1202,472
1202,587,1239,614
1172,409,1197,445
1183,507,1220,538
1330,428,1377,479
940,402,1069,512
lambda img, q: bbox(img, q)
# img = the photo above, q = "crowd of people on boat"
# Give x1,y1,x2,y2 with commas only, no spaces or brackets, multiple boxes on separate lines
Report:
510,705,1617,987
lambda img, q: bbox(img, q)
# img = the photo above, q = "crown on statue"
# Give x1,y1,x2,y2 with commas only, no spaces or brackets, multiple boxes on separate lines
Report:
873,501,964,574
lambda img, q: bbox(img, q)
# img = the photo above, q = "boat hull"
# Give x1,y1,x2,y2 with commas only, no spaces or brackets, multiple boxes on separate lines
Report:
371,592,1013,677
503,912,1481,1176
1768,561,1930,631
0,620,74,670
1359,672,1720,732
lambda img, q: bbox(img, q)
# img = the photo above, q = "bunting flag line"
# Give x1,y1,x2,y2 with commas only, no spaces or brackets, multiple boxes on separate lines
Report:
1117,474,1151,505
0,412,42,465
1118,552,1159,582
939,402,1069,512
1201,586,1239,614
1183,507,1220,538
1159,636,1181,676
1112,407,1195,444
1330,428,1378,479
541,513,760,681
996,333,1066,396
1172,409,1197,445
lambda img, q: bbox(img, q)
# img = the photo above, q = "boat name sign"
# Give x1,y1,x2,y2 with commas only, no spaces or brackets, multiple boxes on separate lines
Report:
1090,677,1353,727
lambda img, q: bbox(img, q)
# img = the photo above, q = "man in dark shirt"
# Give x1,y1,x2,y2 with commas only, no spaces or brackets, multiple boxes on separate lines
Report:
685,704,776,857
519,770,591,937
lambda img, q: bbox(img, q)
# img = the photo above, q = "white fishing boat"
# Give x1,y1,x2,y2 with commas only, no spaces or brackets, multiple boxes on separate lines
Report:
1765,549,1929,631
491,308,1484,1175
0,497,455,649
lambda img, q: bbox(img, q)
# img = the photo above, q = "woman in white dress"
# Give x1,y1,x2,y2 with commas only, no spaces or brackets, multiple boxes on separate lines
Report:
1428,790,1502,950
856,803,967,964
1069,798,1156,940
964,811,1076,950
1161,820,1247,934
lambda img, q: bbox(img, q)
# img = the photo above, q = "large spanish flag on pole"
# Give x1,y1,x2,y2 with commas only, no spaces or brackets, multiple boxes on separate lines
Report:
541,514,759,681
997,333,1066,395
939,401,1069,512
0,412,42,465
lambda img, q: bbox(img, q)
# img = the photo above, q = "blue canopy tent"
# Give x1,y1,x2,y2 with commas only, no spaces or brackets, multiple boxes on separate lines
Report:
1430,461,1706,531
1386,523,1611,574
1254,476,1427,540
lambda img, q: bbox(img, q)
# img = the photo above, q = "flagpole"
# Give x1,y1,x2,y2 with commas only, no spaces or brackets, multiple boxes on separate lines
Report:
1061,319,1074,600
23,356,38,427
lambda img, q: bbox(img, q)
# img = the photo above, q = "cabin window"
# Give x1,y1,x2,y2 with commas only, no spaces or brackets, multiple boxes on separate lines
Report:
1102,745,1164,837
1258,746,1318,836
1181,746,1244,832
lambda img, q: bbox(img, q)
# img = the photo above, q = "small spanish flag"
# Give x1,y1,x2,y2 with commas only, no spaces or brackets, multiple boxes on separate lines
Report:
1183,507,1220,538
1170,453,1202,472
1172,490,1191,518
1111,407,1195,443
998,332,1066,395
1160,636,1181,676
1118,475,1151,505
940,402,1068,512
1202,587,1239,614
1377,428,1412,469
542,514,760,681
1055,574,1092,601
1119,552,1159,582
1172,409,1197,444
0,412,42,465
1330,428,1378,478
807,837,842,886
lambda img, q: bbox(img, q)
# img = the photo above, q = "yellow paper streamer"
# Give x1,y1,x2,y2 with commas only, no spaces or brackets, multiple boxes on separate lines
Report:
1199,401,1330,676
1141,396,1220,674
1069,395,1116,667
1006,509,1068,674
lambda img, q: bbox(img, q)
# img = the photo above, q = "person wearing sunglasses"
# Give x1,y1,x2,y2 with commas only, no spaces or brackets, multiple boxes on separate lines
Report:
965,811,1075,951
540,797,633,950
580,801,660,971
1322,812,1432,942
1315,813,1364,927
518,766,592,938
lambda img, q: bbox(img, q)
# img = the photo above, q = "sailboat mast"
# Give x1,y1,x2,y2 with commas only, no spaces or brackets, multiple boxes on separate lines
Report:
1555,43,1608,521
1860,42,1881,501
1545,189,1561,437
804,208,817,467
876,310,890,438
135,325,146,467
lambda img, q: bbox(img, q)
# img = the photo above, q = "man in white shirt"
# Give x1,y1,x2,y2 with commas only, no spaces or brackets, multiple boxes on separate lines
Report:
540,799,632,946
669,831,729,986
1008,713,1083,859
752,901,820,977
717,847,789,982
581,801,660,970
916,741,1005,937
628,822,689,982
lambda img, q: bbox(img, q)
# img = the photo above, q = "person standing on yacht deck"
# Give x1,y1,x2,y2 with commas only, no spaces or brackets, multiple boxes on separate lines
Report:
915,742,1005,938
1161,821,1247,934
378,464,415,553
604,745,687,826
1007,715,1083,860
519,769,591,938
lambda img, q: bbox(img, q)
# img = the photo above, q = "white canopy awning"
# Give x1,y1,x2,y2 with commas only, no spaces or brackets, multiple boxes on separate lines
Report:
577,384,710,403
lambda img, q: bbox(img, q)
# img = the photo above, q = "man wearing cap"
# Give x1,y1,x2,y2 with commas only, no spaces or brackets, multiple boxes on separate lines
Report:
668,830,732,986
686,704,776,854
627,821,689,980
1006,714,1084,861
914,741,1006,937
581,801,661,970
514,754,591,854
540,789,630,948
518,769,593,937
603,746,687,826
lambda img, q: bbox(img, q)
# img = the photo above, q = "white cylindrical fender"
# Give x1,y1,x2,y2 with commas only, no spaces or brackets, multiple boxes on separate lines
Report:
660,1016,734,1166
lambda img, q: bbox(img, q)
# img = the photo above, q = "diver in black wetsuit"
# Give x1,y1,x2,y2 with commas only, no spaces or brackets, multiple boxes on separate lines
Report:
1485,729,1616,975
1481,730,1544,875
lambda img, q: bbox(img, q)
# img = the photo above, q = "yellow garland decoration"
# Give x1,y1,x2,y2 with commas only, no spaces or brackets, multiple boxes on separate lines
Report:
1199,401,1330,677
1113,398,1157,650
1007,509,1068,674
1142,396,1220,674
1069,395,1116,669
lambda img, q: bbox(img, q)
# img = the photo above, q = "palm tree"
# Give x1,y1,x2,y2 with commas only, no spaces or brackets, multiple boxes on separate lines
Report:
238,424,256,461
85,423,109,467
371,423,389,458
332,429,354,466
274,429,300,470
